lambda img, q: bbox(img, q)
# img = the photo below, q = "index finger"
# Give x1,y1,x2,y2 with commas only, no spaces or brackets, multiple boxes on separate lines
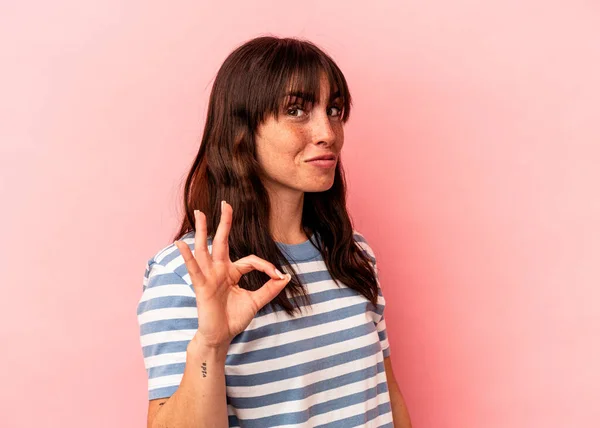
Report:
231,254,287,283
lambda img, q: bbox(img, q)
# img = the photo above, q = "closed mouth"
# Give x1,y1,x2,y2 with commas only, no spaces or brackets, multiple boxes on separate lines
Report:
306,155,337,162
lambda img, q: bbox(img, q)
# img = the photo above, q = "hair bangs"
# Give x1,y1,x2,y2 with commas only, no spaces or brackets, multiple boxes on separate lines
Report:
252,40,352,124
174,36,377,319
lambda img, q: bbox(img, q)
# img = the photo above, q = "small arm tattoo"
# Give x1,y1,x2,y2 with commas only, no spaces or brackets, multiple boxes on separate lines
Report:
202,361,207,378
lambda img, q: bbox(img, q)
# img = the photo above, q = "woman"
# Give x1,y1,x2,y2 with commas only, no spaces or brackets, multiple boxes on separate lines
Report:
137,36,411,427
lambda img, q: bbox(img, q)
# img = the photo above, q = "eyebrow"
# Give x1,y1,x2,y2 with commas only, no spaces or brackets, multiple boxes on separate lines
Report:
283,90,342,103
283,91,314,103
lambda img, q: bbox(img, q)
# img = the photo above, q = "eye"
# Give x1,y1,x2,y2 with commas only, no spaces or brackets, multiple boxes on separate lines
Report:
287,105,306,117
328,106,342,117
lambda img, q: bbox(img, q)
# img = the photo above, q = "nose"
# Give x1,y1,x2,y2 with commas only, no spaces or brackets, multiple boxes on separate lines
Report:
311,109,336,146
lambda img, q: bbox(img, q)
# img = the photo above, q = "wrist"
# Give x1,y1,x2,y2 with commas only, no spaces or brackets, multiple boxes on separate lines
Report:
187,335,230,363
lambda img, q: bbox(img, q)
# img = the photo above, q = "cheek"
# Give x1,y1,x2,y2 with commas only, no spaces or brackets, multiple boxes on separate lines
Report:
335,123,345,144
258,137,300,169
257,124,319,167
278,129,311,161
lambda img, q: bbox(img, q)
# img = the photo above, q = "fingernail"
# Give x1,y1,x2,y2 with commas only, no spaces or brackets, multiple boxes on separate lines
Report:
275,268,285,279
221,200,225,212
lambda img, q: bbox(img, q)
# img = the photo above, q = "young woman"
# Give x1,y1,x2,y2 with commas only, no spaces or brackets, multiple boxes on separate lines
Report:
137,36,411,428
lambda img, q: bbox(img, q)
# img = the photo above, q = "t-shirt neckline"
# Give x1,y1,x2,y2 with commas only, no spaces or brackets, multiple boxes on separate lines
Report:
275,232,321,262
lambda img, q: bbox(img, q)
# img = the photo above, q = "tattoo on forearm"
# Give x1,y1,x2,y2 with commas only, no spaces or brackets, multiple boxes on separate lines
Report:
202,361,207,378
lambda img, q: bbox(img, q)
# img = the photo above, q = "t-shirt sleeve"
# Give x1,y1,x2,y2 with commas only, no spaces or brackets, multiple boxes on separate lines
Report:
137,258,198,400
353,231,392,358
372,256,392,358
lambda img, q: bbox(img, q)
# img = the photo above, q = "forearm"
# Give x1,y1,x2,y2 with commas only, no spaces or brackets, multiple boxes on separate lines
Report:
150,341,229,428
389,380,412,428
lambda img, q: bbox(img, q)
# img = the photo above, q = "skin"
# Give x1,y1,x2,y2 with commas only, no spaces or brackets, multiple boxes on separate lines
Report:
147,72,412,428
254,72,344,244
254,72,412,427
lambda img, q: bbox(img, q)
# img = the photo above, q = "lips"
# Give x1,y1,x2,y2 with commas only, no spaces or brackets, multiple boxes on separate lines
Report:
305,154,337,162
306,158,337,169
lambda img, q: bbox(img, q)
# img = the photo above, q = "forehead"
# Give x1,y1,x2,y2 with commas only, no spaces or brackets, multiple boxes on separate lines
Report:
282,74,341,103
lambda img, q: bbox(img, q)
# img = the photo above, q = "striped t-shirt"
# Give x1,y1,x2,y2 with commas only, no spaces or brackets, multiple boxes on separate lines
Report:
137,230,393,427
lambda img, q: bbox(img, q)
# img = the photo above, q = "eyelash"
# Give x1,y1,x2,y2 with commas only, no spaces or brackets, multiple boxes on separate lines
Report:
286,104,343,118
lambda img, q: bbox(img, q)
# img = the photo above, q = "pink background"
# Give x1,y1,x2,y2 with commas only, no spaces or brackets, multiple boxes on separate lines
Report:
2,1,599,427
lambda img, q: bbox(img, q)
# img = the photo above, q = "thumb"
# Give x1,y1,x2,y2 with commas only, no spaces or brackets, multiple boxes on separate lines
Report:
251,274,291,311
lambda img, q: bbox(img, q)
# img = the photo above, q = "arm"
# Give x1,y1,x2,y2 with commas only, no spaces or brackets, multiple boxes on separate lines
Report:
354,231,411,426
141,204,290,428
147,338,229,428
138,261,229,428
384,356,412,428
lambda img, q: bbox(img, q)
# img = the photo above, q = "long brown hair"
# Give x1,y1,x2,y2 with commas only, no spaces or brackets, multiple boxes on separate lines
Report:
172,36,379,317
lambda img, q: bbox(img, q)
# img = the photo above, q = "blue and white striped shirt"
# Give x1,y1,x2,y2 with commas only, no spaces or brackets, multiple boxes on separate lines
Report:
137,230,393,427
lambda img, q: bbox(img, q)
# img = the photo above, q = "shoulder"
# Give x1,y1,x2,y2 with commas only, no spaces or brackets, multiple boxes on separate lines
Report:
151,231,197,266
142,231,203,290
352,229,377,265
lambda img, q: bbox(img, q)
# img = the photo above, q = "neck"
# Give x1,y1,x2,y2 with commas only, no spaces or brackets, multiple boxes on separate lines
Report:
266,185,307,245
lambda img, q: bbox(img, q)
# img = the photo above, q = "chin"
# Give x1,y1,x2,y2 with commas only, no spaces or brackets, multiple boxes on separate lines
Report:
303,179,335,193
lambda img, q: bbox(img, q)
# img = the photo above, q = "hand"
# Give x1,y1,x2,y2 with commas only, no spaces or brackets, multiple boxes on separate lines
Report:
174,201,291,351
